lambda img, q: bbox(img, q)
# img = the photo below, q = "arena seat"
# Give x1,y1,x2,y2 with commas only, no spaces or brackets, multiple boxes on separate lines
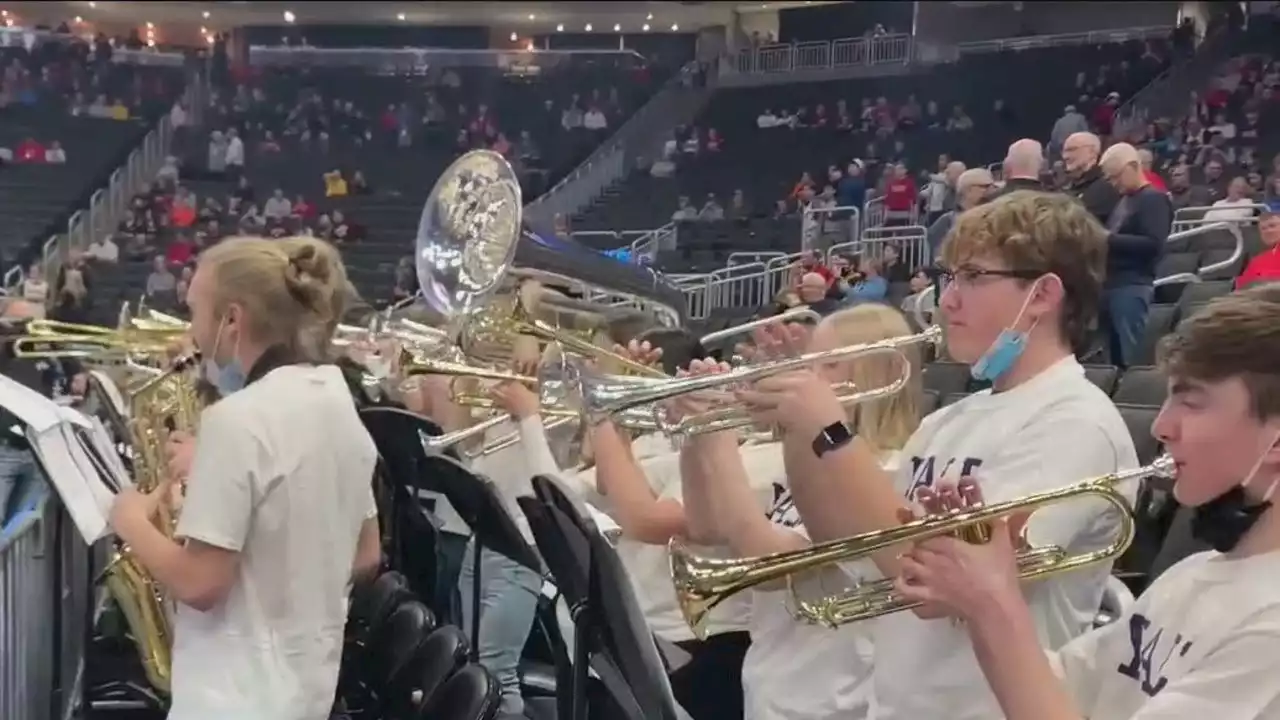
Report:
1113,403,1163,467
1133,304,1177,366
1082,364,1121,395
1112,367,1168,407
413,664,500,720
573,37,1166,244
921,361,970,397
384,625,470,720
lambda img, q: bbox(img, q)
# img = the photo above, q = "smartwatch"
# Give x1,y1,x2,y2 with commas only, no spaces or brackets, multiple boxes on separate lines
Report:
812,420,855,458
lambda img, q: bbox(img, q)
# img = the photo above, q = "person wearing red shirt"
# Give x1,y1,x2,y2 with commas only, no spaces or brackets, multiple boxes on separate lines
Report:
16,137,45,163
1136,148,1166,192
883,162,918,225
1236,211,1280,289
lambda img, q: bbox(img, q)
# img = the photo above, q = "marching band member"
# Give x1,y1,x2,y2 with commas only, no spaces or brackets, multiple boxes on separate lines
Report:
110,236,381,720
736,191,1138,720
894,284,1280,720
676,303,924,720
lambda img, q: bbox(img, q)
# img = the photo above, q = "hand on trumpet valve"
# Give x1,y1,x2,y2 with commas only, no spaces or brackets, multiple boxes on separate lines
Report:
892,480,1028,622
616,339,663,370
664,358,733,426
733,366,844,437
748,321,811,362
490,361,541,420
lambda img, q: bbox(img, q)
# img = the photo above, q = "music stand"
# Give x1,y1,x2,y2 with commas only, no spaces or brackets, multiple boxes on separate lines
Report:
528,474,687,720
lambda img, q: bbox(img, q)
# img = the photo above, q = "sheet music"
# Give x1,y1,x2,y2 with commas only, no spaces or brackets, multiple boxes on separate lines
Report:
0,373,116,543
61,407,131,490
89,368,128,419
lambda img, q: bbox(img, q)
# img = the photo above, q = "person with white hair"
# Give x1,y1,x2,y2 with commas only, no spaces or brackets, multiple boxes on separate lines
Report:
926,167,996,259
1062,132,1120,226
995,138,1046,196
1097,142,1171,367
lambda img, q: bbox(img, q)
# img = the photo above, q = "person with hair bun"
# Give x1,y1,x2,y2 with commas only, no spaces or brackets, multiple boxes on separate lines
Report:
109,235,383,720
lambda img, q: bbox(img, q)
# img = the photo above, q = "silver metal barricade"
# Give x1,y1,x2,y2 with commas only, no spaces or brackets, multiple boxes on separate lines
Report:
1,500,105,720
838,226,930,271
1154,222,1245,289
706,263,772,311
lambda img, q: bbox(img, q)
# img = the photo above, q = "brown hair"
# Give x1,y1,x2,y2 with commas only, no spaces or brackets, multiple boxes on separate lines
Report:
1157,284,1280,420
198,235,349,360
942,190,1107,350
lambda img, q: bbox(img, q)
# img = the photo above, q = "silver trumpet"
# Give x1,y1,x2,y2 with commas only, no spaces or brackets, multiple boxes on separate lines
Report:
571,325,945,431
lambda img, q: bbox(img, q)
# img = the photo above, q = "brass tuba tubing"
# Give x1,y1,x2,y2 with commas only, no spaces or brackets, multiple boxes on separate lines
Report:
670,455,1174,635
579,325,945,424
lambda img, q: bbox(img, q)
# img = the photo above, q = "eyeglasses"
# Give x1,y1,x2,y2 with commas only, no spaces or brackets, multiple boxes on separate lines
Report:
938,266,1043,290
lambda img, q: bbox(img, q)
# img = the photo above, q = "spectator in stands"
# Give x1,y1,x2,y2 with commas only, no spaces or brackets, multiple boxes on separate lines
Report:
728,189,750,221
927,168,995,260
1092,92,1121,136
883,163,918,226
1168,164,1212,209
699,194,724,221
325,170,349,198
1099,143,1172,367
1062,132,1119,226
901,268,936,322
842,258,889,304
881,245,911,284
332,210,363,244
672,196,698,222
15,137,44,163
1137,148,1167,192
1266,175,1280,213
224,127,245,178
1050,105,1089,156
86,234,120,264
45,141,66,164
836,161,867,216
995,139,1046,196
921,160,964,225
157,155,181,190
171,279,191,316
232,176,256,206
350,171,372,195
208,130,228,175
1203,177,1259,222
263,189,293,221
1235,211,1280,289
798,272,841,315
20,264,49,319
170,190,197,229
757,108,780,128
145,255,177,300
51,269,90,325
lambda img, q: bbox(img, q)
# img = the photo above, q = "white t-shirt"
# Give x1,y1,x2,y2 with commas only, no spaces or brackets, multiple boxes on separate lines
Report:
1202,198,1257,222
552,433,770,645
225,136,245,166
742,446,896,720
872,356,1139,720
170,365,378,720
1051,549,1280,720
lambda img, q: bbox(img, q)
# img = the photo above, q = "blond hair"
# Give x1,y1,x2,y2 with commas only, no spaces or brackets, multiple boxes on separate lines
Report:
822,304,922,453
1159,284,1280,420
943,191,1107,350
198,235,349,361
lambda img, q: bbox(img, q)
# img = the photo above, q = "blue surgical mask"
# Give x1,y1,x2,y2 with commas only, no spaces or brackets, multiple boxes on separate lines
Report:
1188,429,1280,553
203,315,247,396
970,279,1042,384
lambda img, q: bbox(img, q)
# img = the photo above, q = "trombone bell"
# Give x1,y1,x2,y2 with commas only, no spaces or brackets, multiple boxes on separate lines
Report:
671,455,1174,635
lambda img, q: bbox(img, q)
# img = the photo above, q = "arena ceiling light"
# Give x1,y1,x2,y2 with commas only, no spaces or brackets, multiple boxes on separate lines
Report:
283,10,296,23
671,23,680,31
555,23,564,32
509,31,517,41
527,13,536,20
202,10,210,19
396,12,406,20
642,23,650,31
584,23,592,31
613,23,621,32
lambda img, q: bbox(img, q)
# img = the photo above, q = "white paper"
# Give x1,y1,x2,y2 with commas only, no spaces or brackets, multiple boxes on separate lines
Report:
0,373,116,543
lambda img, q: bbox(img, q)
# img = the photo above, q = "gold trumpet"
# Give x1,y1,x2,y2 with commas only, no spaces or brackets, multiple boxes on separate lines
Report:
575,325,944,428
670,456,1176,635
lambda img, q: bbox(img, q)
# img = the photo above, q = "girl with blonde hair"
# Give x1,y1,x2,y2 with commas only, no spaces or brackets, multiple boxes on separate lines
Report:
109,235,382,720
675,303,923,720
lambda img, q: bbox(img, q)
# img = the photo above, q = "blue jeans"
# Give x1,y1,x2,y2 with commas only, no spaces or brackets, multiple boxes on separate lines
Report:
457,540,542,719
0,445,40,530
1104,284,1153,368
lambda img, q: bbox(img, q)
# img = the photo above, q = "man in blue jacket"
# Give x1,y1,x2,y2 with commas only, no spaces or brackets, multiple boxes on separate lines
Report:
1098,143,1172,367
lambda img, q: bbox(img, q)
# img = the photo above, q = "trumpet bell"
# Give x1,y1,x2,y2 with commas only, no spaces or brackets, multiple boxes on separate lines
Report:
415,149,522,338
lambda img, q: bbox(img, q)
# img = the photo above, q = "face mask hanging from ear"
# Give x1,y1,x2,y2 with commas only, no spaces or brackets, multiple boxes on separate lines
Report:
970,278,1043,383
203,314,247,396
1190,428,1280,553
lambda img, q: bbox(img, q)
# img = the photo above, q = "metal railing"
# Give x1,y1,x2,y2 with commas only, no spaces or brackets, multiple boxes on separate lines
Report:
2,501,106,720
1154,221,1245,287
801,205,861,251
723,26,1171,77
723,34,912,75
1112,27,1233,138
